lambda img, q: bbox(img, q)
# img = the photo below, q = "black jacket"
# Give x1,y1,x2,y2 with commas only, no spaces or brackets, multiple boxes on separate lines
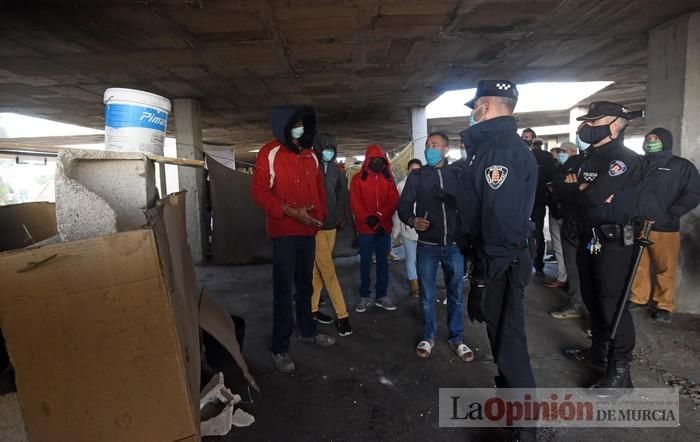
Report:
638,148,700,232
314,134,348,230
576,139,642,228
551,152,588,241
532,148,556,208
550,153,588,216
398,163,460,246
458,116,538,279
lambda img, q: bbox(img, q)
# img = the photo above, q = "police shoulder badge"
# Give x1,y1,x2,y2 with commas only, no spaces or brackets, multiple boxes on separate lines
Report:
608,160,627,177
485,165,508,189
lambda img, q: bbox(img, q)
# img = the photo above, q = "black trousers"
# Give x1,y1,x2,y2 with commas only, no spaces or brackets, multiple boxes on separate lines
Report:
483,249,536,388
271,236,317,354
531,204,546,271
577,238,636,362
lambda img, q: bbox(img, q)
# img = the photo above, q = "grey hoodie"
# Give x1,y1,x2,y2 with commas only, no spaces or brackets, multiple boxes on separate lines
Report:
314,133,348,230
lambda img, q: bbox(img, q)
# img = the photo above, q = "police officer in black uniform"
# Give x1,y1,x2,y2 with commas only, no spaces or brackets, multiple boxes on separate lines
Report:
458,80,538,441
562,101,643,392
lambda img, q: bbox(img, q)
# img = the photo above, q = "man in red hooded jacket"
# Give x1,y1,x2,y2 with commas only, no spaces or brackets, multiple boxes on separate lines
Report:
350,144,400,312
251,105,336,373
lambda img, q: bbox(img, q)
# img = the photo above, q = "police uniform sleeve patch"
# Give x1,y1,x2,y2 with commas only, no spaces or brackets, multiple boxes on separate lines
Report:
608,160,627,177
485,165,508,189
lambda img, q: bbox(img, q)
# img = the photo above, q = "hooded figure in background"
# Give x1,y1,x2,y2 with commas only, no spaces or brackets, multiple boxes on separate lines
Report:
350,144,399,313
251,105,335,373
310,133,353,337
630,128,700,322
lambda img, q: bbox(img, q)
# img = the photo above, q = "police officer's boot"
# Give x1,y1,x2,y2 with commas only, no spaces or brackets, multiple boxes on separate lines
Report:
590,359,633,398
562,341,608,371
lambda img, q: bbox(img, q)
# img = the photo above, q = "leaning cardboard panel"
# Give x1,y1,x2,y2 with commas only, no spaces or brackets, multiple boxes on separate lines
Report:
147,192,256,391
0,230,198,442
145,192,201,421
0,202,57,251
208,157,273,264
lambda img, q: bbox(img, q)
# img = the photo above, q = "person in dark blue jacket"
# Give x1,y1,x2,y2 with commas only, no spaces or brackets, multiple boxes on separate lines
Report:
457,79,538,442
398,131,474,362
630,128,700,322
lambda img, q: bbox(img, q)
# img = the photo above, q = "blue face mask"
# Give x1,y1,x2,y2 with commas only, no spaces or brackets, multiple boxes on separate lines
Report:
557,153,569,165
321,149,334,163
291,126,304,139
576,134,589,151
469,104,485,127
424,148,443,167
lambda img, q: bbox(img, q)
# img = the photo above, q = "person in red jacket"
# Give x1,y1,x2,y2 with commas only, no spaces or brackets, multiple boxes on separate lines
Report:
350,144,400,313
251,105,336,373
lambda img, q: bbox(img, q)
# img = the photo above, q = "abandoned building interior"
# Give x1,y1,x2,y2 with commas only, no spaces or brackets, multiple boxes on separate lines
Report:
0,1,699,441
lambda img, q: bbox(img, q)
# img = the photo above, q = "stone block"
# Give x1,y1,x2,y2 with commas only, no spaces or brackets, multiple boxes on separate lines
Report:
55,148,157,241
0,393,28,442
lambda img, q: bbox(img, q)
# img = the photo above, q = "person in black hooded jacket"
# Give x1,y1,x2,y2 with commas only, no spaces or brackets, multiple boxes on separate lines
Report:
629,128,700,322
310,133,353,336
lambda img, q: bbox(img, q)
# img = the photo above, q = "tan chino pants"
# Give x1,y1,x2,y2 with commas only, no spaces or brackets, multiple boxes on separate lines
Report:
311,229,349,319
630,230,680,312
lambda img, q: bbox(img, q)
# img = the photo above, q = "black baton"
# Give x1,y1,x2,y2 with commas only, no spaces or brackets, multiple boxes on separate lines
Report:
609,219,654,340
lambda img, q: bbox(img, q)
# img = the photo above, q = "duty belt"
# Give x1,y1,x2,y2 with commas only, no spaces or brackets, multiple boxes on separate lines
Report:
593,224,636,247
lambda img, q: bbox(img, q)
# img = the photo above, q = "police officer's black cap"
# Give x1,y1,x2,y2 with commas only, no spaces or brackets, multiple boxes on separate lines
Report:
576,101,645,121
465,80,519,109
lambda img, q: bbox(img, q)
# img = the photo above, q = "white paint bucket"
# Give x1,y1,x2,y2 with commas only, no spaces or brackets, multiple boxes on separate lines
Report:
103,88,171,155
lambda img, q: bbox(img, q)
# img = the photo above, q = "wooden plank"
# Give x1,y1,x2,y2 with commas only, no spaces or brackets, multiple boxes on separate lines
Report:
147,154,204,168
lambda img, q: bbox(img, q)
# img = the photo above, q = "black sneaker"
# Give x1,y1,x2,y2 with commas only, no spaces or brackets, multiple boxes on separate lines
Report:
628,301,646,312
652,309,671,323
337,317,353,336
313,311,334,324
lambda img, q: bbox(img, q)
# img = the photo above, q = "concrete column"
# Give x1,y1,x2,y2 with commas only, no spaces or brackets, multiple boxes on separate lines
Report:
569,106,587,143
174,99,207,264
646,12,700,313
410,106,428,163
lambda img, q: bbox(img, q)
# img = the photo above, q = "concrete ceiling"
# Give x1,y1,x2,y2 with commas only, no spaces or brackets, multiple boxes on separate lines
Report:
0,1,697,162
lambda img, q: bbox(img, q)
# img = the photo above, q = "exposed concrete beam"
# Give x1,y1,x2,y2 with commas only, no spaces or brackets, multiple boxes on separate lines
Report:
0,134,104,146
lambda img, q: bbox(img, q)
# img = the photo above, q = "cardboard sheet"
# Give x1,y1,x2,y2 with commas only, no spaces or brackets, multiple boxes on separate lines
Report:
145,192,201,422
0,202,57,251
199,289,256,390
0,230,198,442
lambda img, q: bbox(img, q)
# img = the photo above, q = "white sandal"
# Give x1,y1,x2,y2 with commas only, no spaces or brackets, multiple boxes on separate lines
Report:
416,340,433,358
451,342,475,362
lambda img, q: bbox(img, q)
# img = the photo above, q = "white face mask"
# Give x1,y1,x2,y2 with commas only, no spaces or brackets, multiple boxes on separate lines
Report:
291,127,304,139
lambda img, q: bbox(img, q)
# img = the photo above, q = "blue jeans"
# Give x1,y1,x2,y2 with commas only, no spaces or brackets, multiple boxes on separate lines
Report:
417,243,465,344
359,233,391,299
271,236,317,354
403,238,418,281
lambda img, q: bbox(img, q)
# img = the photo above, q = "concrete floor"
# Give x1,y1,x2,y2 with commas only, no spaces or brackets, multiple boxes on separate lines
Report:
198,251,700,442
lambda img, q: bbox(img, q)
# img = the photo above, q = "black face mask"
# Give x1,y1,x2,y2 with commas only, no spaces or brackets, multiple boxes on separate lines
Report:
578,119,616,145
368,158,385,173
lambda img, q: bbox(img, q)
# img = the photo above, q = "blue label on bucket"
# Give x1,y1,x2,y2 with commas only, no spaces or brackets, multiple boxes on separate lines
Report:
105,103,168,131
